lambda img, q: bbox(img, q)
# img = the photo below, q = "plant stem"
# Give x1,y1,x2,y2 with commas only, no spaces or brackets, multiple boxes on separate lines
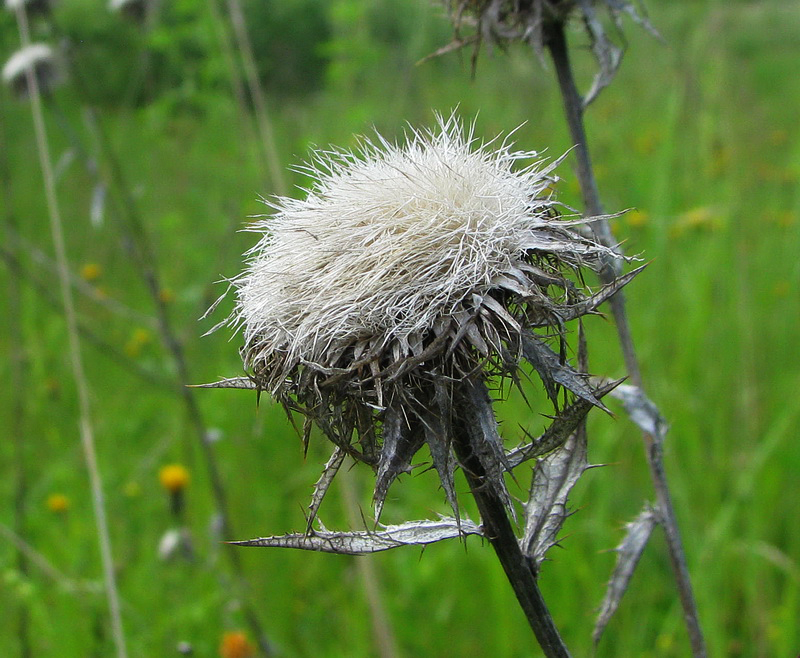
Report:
544,19,706,658
223,0,287,195
13,8,127,658
452,409,570,658
1,74,32,658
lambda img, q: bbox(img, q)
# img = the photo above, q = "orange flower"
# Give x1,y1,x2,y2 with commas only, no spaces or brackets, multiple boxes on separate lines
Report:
159,464,190,494
219,631,254,658
47,493,70,514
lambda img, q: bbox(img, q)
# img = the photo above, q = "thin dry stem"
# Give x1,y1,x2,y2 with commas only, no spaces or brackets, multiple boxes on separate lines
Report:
13,7,127,658
48,52,275,652
223,0,286,194
1,79,32,658
544,19,706,657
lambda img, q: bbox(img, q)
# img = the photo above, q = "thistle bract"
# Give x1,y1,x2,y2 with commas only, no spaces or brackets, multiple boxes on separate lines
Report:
230,116,625,519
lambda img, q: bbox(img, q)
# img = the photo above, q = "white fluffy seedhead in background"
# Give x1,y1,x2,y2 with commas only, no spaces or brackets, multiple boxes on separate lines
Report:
234,116,604,383
2,43,60,98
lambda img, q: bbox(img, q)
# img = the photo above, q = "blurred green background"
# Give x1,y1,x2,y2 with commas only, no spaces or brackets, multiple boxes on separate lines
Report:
1,0,798,655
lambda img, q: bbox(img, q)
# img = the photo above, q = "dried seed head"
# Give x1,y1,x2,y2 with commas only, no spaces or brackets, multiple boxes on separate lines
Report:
5,0,57,16
2,43,60,99
228,115,623,517
109,0,152,23
440,1,660,104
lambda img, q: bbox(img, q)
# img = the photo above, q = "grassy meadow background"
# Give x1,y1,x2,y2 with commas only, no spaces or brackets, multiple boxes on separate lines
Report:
1,0,799,655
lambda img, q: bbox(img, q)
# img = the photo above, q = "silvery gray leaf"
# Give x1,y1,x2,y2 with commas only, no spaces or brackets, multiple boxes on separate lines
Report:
593,505,660,647
231,518,483,555
522,426,589,567
191,377,258,390
609,383,668,444
306,447,346,532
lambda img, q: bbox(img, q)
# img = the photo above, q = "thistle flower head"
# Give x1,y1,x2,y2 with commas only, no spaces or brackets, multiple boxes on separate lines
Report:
5,0,57,15
109,0,152,23
228,116,627,519
2,43,60,99
441,0,659,104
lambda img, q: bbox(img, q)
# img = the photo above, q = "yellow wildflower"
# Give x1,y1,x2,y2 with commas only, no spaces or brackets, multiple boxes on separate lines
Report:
46,493,70,514
80,263,102,282
159,464,190,494
159,288,175,304
626,209,648,228
124,328,151,358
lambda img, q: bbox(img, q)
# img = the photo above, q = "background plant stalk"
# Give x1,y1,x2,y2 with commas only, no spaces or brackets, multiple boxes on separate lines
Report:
544,19,706,658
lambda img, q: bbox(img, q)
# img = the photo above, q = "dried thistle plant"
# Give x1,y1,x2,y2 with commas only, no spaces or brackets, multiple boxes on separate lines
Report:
206,115,639,655
438,0,658,105
432,4,706,656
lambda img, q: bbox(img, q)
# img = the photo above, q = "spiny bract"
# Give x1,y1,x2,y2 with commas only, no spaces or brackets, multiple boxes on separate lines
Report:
229,115,622,519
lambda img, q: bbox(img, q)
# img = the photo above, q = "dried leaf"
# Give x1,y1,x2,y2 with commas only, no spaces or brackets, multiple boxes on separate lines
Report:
191,377,258,390
459,380,514,516
522,425,589,567
551,263,647,324
374,406,424,520
522,333,610,413
231,518,482,555
306,447,346,533
593,505,660,647
609,383,667,444
506,378,623,469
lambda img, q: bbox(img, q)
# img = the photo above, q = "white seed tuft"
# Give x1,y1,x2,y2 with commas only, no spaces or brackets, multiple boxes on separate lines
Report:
233,115,603,384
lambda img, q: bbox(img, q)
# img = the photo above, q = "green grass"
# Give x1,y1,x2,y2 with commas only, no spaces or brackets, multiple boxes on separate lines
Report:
1,0,799,655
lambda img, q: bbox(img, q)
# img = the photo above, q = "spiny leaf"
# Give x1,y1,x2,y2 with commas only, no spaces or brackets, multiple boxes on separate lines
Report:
373,405,424,521
593,505,661,647
190,376,258,389
506,378,624,469
459,379,514,517
522,424,589,567
306,447,346,533
522,332,610,413
231,518,483,555
421,381,459,518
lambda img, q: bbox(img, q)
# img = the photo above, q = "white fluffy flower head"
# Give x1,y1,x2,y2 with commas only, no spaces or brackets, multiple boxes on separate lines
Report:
235,117,605,388
224,115,629,518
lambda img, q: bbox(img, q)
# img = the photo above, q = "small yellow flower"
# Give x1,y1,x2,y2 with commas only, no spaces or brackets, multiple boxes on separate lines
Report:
158,288,175,304
124,328,151,358
159,464,190,494
670,206,723,238
80,263,103,282
219,631,254,658
46,493,70,514
625,209,648,228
